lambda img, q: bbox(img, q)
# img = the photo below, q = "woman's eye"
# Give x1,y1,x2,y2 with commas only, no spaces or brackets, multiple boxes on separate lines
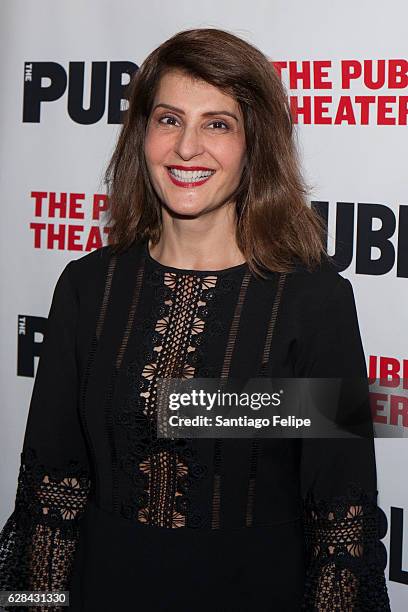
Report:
156,116,229,130
208,120,229,130
158,115,179,126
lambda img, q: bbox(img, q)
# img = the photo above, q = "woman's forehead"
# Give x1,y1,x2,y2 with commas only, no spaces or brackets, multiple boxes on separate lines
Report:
153,71,241,115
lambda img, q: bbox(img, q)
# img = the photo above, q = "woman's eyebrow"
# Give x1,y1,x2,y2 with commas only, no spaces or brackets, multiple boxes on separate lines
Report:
152,103,239,122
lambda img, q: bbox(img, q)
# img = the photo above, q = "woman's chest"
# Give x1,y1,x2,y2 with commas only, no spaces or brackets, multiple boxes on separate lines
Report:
78,265,300,522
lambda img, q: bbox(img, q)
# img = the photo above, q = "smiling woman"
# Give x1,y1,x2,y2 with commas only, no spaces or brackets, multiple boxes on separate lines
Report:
104,27,328,276
0,27,390,612
144,72,246,212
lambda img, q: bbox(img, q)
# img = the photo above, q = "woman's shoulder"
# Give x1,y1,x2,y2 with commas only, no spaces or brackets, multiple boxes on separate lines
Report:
67,239,143,283
285,254,351,300
63,245,112,290
278,255,357,331
61,240,144,306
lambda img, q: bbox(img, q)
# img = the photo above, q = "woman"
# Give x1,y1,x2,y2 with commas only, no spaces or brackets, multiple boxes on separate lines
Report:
0,28,390,611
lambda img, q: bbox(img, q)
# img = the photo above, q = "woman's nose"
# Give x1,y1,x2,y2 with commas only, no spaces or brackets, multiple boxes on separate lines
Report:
174,125,204,160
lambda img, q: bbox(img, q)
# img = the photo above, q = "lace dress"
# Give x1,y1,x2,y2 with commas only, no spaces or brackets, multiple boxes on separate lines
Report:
0,238,390,611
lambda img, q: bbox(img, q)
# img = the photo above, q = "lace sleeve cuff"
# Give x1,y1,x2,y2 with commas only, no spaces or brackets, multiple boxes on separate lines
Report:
301,482,390,611
0,448,91,610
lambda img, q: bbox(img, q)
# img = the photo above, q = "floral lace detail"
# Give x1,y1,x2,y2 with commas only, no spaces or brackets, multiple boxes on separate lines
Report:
140,271,218,415
117,269,227,529
0,447,91,611
301,482,390,611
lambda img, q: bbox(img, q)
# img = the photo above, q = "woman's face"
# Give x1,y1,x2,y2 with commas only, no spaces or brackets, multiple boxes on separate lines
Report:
144,70,247,218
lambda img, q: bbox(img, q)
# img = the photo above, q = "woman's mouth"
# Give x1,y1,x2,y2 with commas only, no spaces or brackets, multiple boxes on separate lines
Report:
166,167,216,188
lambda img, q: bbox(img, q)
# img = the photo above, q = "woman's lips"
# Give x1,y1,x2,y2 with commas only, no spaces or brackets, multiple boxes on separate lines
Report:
166,168,214,188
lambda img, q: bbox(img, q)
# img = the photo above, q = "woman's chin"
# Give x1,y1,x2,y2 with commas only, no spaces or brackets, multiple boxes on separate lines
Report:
163,201,210,219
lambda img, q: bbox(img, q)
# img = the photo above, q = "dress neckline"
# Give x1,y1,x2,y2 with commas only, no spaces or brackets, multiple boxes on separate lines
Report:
143,239,248,275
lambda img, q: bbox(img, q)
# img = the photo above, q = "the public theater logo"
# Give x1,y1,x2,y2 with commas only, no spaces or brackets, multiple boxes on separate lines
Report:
311,201,407,277
23,61,139,124
369,355,408,430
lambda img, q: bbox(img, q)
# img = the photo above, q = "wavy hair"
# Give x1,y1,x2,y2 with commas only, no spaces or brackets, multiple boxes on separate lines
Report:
104,27,328,277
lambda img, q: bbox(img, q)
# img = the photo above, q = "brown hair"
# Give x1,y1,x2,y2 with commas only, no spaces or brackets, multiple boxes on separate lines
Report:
104,27,328,277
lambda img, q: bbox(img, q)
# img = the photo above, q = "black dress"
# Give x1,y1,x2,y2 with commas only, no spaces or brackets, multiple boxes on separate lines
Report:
0,238,390,611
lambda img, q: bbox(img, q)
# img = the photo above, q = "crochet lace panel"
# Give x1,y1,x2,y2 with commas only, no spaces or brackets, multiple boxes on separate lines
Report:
0,448,90,611
119,270,224,528
301,482,390,611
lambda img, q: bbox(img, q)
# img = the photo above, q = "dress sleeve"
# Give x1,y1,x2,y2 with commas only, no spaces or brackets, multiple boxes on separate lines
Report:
295,275,390,611
0,262,91,608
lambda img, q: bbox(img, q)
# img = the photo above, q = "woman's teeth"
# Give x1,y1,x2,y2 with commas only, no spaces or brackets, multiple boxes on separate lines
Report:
168,168,215,182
